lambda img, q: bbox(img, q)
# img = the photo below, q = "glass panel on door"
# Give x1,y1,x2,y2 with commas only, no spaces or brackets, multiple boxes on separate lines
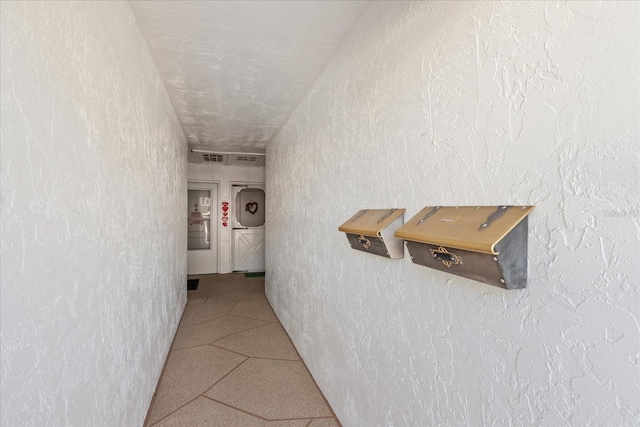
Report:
235,188,265,228
188,190,211,250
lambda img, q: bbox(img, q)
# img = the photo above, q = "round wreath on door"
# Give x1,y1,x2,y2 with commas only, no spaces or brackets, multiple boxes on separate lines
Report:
245,202,258,214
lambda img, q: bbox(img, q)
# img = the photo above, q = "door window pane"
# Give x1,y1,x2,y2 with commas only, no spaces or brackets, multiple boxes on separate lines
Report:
188,190,211,250
235,188,265,227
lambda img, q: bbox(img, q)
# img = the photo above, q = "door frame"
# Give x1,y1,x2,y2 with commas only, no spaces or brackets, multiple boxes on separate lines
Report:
187,180,221,274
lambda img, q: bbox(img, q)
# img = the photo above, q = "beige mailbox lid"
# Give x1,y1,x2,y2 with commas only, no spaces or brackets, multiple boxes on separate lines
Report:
339,209,406,237
395,206,534,255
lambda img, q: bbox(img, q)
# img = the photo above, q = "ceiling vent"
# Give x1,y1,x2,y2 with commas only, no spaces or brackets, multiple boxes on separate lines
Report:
201,153,226,163
191,150,265,167
228,154,265,167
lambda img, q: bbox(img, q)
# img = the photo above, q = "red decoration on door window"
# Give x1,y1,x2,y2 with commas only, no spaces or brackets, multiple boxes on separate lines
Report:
189,203,204,225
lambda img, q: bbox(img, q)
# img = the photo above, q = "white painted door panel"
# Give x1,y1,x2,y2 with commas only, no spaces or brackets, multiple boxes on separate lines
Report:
232,229,265,272
232,184,265,272
187,182,218,274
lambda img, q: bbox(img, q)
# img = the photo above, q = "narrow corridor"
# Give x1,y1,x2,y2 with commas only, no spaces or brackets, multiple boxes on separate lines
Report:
145,274,340,427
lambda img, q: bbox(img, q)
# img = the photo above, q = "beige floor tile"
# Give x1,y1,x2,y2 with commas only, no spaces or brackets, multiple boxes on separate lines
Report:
207,281,266,302
205,359,332,420
180,302,236,327
149,274,341,426
214,323,300,360
186,289,209,305
187,274,258,305
266,419,310,426
147,346,246,425
229,300,279,322
208,273,258,287
308,418,341,427
153,396,310,427
173,316,268,350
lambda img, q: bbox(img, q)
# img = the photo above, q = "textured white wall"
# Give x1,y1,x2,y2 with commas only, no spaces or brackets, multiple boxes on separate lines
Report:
1,2,187,426
188,164,265,274
266,1,639,426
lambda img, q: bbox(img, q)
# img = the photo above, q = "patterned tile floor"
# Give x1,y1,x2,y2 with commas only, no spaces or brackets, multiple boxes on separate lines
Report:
145,273,340,427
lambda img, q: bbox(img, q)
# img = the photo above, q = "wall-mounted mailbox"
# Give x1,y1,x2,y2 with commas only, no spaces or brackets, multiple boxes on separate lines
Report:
339,209,406,259
395,206,534,289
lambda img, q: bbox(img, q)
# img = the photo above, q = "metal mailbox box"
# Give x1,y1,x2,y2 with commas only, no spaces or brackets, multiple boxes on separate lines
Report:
339,209,406,259
395,206,534,289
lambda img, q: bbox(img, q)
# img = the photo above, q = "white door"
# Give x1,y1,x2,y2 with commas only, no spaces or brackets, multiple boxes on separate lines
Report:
232,184,265,272
187,182,218,274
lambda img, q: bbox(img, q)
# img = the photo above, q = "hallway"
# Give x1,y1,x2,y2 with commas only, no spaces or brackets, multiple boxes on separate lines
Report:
2,1,638,425
146,274,339,427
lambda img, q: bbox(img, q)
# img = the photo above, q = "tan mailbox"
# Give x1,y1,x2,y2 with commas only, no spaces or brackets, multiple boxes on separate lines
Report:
339,209,406,259
395,206,534,289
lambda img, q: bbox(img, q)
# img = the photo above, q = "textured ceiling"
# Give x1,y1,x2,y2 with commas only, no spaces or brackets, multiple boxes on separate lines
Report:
130,0,369,153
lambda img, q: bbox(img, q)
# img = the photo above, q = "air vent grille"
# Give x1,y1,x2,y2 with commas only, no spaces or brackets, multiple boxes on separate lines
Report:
191,150,265,167
202,153,225,163
236,155,259,162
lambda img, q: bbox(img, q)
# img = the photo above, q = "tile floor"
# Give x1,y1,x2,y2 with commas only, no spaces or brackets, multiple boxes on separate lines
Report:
145,273,341,427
